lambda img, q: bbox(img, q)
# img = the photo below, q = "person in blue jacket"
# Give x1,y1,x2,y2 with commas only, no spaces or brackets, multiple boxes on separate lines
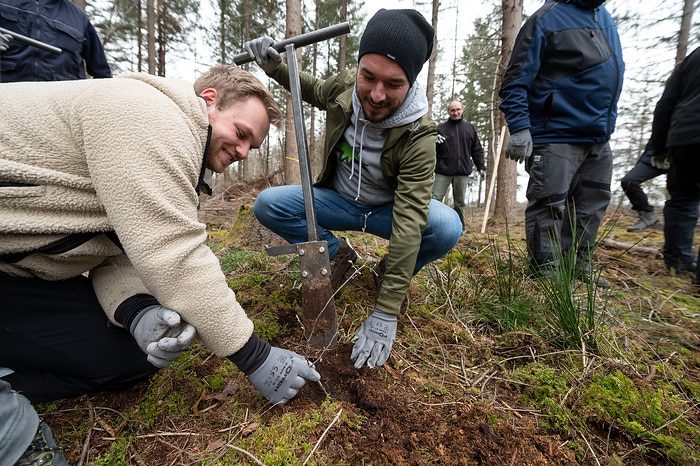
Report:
498,0,624,286
0,0,111,82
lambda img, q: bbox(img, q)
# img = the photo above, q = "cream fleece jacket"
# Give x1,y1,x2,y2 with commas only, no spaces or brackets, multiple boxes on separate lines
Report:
0,73,254,357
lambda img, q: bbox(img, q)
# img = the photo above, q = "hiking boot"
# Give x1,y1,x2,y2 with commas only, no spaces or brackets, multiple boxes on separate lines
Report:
329,238,357,289
15,421,69,466
668,262,697,276
627,210,659,232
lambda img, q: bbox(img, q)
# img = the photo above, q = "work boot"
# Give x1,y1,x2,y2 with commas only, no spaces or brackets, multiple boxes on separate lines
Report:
627,210,659,232
15,421,69,466
329,238,357,289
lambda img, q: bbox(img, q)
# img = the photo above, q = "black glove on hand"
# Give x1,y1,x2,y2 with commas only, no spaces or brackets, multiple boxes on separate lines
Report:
504,129,533,163
130,305,196,368
229,334,320,405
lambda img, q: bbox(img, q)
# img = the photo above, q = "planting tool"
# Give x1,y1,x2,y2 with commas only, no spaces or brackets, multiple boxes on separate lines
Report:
234,23,351,349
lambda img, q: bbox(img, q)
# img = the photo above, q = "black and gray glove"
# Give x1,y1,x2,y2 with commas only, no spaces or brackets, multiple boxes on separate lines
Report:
244,36,282,75
229,334,320,405
505,129,533,163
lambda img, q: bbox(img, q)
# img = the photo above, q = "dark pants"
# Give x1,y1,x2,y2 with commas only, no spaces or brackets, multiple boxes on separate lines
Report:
0,273,157,402
663,145,700,280
524,142,612,269
620,153,665,212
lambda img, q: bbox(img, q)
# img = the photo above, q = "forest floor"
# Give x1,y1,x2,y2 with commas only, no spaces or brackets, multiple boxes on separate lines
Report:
39,182,700,465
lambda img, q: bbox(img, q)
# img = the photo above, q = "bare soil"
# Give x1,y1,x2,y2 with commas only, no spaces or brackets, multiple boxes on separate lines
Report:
39,183,699,465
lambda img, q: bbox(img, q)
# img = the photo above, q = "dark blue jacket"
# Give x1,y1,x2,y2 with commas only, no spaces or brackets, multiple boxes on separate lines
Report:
499,0,624,143
0,0,111,82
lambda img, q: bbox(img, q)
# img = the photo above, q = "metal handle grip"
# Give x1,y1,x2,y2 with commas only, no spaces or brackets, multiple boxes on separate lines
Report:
232,22,350,65
0,26,62,55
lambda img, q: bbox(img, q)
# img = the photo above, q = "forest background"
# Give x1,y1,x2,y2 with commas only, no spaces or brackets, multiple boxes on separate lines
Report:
24,1,700,464
79,0,699,220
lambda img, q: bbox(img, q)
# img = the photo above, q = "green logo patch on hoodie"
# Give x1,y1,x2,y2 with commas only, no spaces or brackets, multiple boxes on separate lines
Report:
335,138,359,164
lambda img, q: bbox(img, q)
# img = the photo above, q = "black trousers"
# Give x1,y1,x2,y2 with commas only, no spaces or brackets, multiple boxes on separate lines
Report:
663,144,700,278
620,155,665,212
0,273,157,402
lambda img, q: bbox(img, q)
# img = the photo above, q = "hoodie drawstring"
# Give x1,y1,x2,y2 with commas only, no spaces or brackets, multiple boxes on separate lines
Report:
349,114,370,201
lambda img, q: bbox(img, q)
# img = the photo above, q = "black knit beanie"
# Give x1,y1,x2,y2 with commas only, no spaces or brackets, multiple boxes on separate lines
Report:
358,9,435,87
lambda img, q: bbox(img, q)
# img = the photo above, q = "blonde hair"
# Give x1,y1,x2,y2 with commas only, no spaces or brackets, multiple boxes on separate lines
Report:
194,64,282,128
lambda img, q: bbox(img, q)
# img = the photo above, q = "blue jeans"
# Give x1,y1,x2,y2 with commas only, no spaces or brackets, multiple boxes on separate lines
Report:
0,378,39,465
253,185,462,275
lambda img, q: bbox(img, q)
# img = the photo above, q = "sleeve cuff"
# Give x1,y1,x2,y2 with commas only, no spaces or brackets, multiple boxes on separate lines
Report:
114,294,159,330
227,333,271,375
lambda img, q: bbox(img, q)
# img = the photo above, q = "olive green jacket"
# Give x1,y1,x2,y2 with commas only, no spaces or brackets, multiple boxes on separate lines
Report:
271,64,437,315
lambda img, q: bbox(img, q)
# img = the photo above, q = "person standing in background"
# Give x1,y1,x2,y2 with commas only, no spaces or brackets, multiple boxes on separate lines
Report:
0,0,111,82
498,0,624,287
642,46,700,281
433,100,487,231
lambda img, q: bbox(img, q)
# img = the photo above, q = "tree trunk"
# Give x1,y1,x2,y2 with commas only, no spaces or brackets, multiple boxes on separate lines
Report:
426,0,439,119
338,0,347,71
284,0,302,185
491,0,522,226
147,0,156,74
675,0,694,65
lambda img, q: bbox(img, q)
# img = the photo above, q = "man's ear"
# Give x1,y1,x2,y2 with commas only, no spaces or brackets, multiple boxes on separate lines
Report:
199,88,218,105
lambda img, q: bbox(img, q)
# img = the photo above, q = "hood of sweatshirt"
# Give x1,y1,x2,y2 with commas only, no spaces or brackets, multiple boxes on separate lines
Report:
332,82,429,205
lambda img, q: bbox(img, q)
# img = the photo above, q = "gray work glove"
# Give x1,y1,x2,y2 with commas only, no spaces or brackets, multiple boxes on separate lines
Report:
0,32,12,52
130,305,196,368
505,129,533,163
436,134,446,144
247,347,321,405
351,310,397,369
650,153,670,170
479,169,486,179
244,36,282,75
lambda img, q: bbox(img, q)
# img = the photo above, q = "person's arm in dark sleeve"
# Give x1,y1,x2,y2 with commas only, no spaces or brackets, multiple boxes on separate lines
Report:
471,128,486,171
82,22,112,78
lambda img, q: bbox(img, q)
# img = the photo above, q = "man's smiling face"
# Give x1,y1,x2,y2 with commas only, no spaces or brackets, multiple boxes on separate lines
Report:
202,89,270,173
355,53,410,122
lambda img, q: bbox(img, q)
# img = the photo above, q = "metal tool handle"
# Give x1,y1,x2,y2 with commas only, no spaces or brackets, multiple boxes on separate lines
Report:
0,26,62,55
285,43,319,242
232,22,350,65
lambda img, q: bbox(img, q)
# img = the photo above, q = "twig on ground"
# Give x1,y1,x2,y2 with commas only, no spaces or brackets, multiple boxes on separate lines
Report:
226,444,266,465
77,401,95,466
302,408,343,465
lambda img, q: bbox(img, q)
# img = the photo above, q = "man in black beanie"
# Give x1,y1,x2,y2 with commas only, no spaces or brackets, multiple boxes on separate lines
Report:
245,9,462,369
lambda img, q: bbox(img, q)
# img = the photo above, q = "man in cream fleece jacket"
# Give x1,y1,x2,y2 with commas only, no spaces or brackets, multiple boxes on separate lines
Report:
0,65,320,464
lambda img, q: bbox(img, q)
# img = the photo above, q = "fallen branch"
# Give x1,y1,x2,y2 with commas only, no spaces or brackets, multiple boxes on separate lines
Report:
601,238,661,257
